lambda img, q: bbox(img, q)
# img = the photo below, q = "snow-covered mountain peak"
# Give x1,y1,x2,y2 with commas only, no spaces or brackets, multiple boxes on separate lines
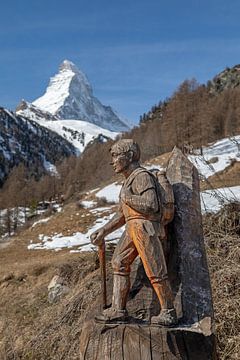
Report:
33,61,80,115
60,59,86,76
58,59,92,91
28,60,129,132
60,59,78,72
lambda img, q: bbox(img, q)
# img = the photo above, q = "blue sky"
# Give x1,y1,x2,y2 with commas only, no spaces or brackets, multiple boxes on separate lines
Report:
1,0,240,123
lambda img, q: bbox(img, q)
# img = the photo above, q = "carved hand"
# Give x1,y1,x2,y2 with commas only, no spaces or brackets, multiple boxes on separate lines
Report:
90,228,105,246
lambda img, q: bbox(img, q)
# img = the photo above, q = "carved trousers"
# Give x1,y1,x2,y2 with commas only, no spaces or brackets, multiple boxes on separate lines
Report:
112,219,168,284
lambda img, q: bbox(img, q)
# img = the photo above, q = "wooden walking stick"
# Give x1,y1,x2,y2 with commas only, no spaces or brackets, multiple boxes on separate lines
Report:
98,240,107,309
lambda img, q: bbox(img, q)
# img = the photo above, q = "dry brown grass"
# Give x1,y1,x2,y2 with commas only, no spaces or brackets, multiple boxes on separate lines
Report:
0,252,101,360
0,201,239,359
204,203,240,359
0,199,115,360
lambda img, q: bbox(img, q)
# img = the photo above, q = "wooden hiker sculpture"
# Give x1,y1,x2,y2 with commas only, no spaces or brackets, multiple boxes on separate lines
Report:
90,139,177,326
82,141,215,359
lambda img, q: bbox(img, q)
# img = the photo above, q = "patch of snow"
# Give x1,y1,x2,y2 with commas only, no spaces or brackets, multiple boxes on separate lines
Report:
31,217,51,228
28,232,89,250
41,155,59,176
89,187,100,193
28,212,124,252
96,183,121,203
145,164,164,171
189,136,240,178
74,243,96,252
27,184,240,251
105,227,125,243
1,148,11,161
90,206,113,214
201,185,240,213
80,200,97,209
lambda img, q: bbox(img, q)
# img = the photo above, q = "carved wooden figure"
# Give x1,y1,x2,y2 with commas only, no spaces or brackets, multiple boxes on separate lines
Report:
80,140,216,359
91,139,177,326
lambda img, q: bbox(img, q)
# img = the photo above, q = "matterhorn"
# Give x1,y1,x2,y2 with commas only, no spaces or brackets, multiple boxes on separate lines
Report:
17,60,130,133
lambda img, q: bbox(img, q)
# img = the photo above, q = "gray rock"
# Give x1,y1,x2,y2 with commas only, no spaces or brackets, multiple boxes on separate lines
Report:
48,275,70,303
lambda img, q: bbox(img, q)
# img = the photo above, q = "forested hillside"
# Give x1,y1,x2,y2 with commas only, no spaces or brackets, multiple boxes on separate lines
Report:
0,108,76,187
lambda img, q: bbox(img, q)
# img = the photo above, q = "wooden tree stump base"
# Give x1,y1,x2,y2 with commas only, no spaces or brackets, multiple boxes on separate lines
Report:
79,320,216,359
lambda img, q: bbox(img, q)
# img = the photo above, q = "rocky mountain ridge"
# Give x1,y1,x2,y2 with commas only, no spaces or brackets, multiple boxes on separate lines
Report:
0,108,76,186
16,100,59,122
209,64,240,93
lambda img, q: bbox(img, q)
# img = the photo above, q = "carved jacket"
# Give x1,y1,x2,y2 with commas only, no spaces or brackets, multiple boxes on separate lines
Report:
119,167,162,222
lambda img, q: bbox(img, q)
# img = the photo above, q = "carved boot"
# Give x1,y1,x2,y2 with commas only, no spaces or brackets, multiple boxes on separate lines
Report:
151,279,178,326
95,274,130,323
95,308,128,323
151,308,177,326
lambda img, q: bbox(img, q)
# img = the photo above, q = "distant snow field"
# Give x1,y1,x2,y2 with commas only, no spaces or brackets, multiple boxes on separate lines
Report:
36,119,118,153
189,135,240,178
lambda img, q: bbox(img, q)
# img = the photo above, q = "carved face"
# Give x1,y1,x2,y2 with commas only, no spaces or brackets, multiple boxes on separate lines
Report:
110,151,132,173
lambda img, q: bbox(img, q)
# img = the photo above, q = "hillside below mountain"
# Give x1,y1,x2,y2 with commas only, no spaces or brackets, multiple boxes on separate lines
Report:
15,101,119,156
16,60,130,133
0,108,76,186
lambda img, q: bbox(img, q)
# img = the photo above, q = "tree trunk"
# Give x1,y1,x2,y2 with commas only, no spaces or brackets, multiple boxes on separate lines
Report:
79,320,216,360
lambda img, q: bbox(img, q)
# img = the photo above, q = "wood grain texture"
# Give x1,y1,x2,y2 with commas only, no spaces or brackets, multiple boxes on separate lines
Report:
79,321,216,360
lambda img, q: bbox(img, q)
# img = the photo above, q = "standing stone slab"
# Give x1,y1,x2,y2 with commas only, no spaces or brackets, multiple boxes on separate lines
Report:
166,147,214,330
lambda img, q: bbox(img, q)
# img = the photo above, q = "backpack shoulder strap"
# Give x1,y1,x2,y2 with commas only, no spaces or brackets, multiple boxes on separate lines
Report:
124,167,148,187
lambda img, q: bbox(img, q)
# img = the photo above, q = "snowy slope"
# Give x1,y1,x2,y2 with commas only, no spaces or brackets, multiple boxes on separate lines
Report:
21,60,130,132
17,102,119,152
35,119,118,153
189,136,240,178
